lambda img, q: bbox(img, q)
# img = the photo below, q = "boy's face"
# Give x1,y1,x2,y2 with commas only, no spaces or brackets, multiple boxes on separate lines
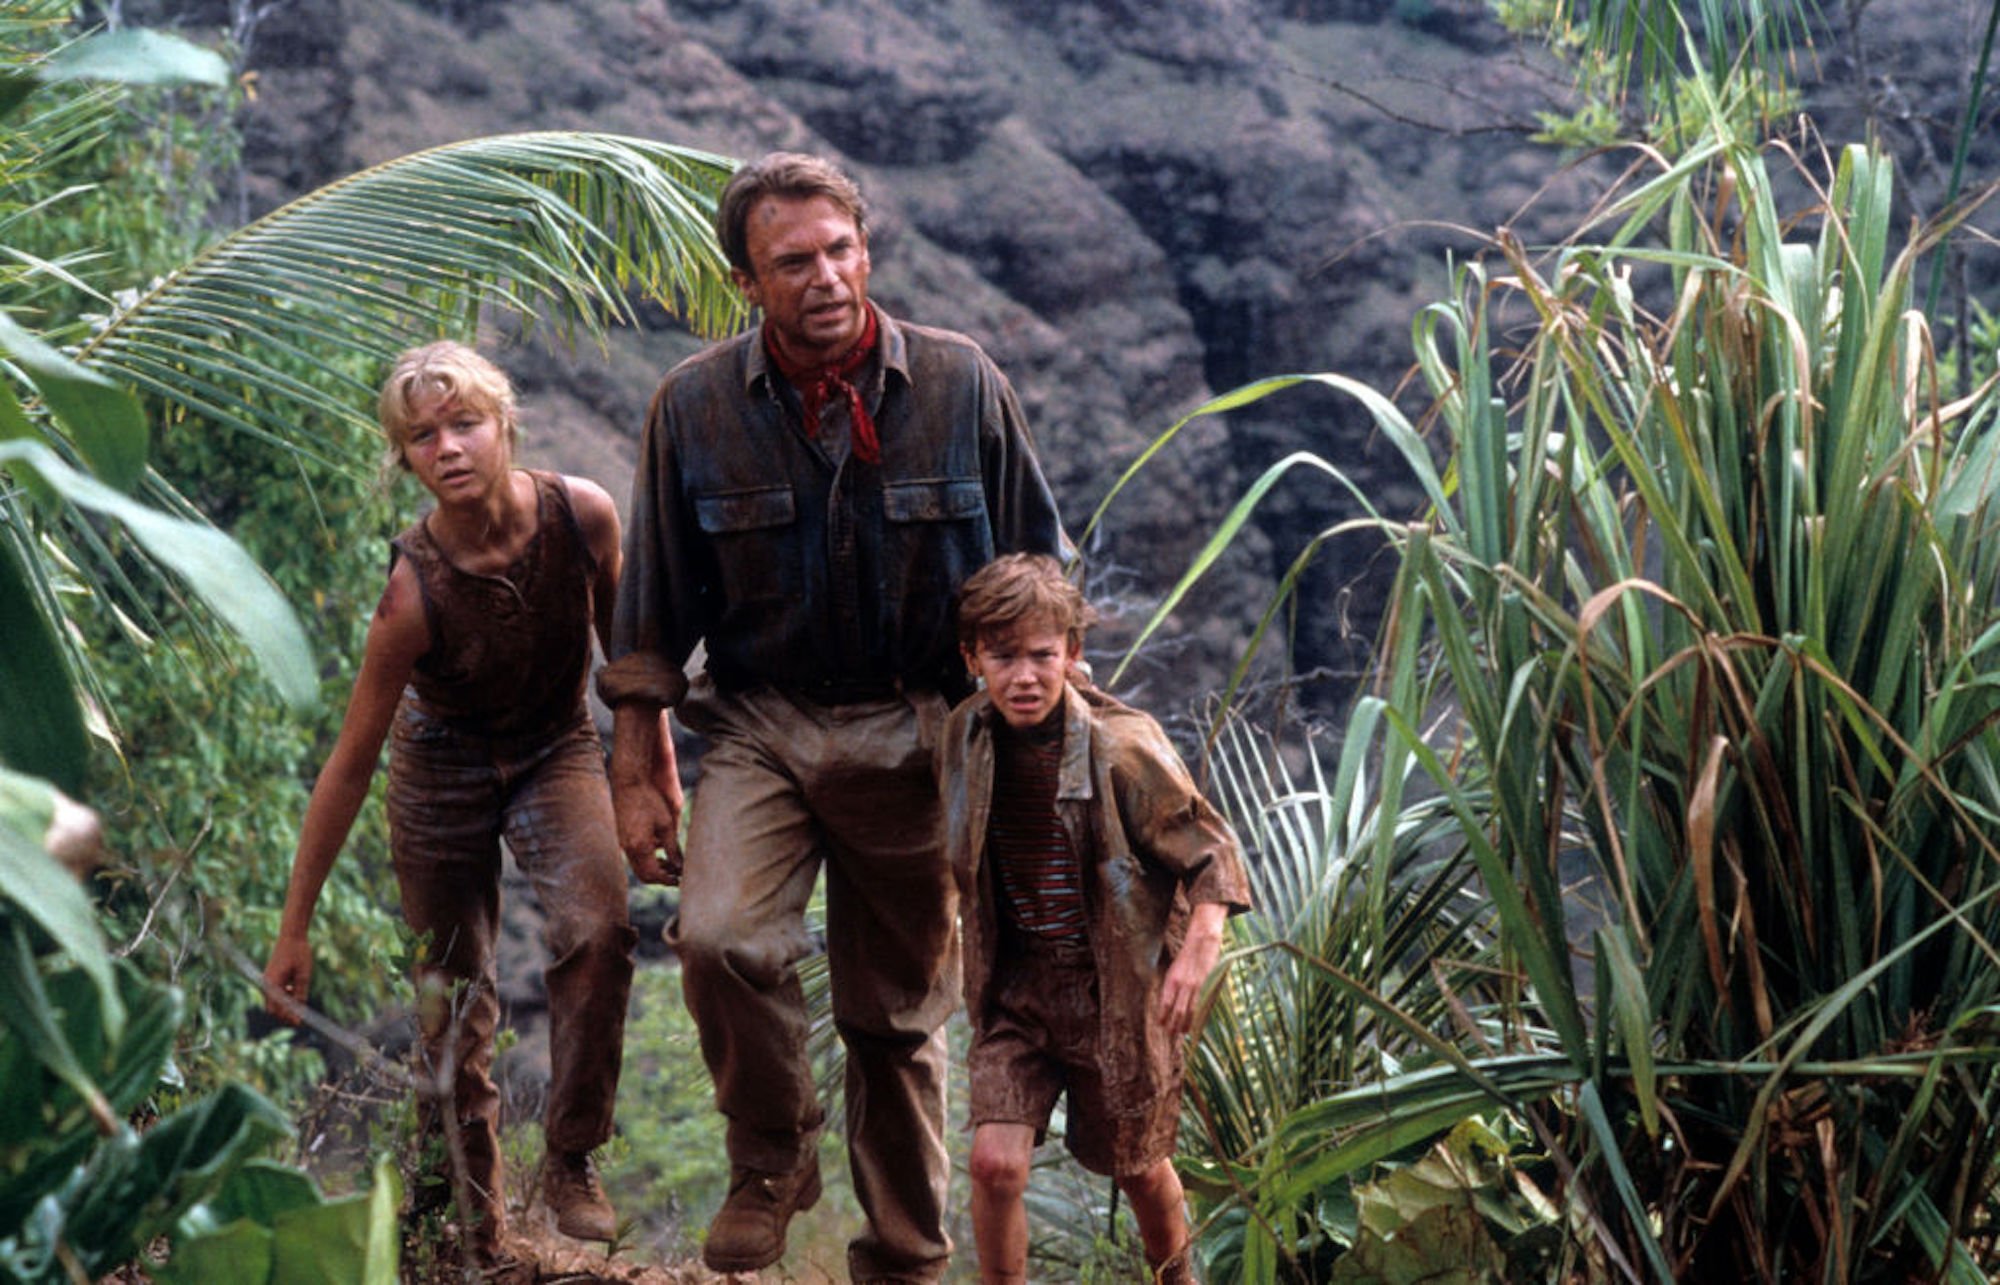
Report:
964,617,1080,730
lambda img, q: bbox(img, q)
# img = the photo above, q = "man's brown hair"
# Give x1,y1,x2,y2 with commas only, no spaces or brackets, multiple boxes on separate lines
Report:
715,152,869,275
957,553,1095,650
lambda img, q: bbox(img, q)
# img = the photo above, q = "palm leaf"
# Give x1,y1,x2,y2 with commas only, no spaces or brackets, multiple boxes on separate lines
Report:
7,130,743,739
77,130,743,459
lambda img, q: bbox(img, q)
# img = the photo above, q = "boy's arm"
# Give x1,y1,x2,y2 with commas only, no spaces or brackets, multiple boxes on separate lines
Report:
263,561,426,1022
1157,900,1228,1037
1117,720,1252,913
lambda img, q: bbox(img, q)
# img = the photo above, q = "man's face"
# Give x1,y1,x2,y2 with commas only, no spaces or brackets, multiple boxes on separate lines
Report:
964,618,1080,731
735,193,872,366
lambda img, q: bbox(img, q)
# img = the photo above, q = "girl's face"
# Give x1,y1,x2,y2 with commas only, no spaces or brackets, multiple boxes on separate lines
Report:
401,392,510,502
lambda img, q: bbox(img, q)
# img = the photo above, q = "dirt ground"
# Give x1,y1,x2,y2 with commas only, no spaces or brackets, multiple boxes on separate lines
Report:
440,1192,843,1285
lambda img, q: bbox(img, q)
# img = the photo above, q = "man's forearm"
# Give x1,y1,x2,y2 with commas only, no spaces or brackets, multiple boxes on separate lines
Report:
611,701,668,787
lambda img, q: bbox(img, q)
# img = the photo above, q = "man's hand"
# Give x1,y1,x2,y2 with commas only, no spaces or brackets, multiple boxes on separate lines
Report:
612,705,685,885
614,778,683,885
1157,902,1228,1038
263,935,314,1024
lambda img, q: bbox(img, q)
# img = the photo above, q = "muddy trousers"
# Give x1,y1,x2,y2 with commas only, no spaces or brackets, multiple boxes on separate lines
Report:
386,705,637,1245
673,679,956,1283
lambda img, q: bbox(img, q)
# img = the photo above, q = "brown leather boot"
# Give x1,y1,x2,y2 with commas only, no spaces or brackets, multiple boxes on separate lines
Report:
542,1149,617,1242
701,1160,823,1273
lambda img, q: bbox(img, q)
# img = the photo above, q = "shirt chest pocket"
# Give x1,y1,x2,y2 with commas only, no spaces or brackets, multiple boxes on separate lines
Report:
882,478,991,591
694,485,801,602
883,478,985,523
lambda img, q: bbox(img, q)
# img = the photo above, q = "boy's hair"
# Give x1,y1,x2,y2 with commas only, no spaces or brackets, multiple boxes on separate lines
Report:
957,553,1096,650
376,341,519,474
716,152,869,276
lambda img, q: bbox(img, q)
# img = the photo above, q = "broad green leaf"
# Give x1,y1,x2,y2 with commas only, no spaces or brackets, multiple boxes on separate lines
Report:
0,310,147,491
0,535,86,789
268,1158,401,1285
37,29,228,88
1329,1203,1506,1283
0,919,116,1135
204,1159,324,1228
0,376,56,508
0,769,115,1018
0,441,314,707
58,1082,290,1275
150,1219,273,1285
88,961,182,1118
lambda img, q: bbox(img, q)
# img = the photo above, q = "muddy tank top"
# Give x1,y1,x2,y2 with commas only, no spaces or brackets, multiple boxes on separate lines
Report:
391,470,596,739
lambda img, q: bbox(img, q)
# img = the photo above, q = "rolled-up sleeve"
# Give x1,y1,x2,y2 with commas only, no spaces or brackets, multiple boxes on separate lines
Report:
1114,724,1251,912
981,365,1069,564
601,383,709,709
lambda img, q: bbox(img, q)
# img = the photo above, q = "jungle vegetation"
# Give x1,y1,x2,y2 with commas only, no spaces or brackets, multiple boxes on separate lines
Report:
4,0,2000,1281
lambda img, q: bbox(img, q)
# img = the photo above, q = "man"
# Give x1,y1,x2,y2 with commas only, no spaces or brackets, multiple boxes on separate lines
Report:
600,152,1066,1282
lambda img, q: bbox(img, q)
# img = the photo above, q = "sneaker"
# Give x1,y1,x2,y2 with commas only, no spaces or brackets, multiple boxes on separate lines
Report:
542,1149,617,1242
701,1161,823,1273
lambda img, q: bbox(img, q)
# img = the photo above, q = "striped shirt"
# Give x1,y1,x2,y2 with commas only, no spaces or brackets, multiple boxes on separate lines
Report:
988,713,1088,944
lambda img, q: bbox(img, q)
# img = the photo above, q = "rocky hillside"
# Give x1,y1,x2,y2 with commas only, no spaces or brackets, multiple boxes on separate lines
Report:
180,0,2000,710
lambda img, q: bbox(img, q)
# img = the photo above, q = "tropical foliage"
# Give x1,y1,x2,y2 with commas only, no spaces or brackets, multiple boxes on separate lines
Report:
0,1,753,1277
1147,120,2000,1279
0,15,408,1281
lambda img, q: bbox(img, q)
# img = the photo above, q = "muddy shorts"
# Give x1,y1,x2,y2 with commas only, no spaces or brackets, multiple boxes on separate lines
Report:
967,933,1181,1177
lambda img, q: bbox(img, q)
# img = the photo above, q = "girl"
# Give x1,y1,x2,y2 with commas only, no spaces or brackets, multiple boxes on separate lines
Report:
263,342,678,1276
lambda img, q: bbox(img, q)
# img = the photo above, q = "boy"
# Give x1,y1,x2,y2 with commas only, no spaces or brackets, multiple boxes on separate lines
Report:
938,553,1251,1285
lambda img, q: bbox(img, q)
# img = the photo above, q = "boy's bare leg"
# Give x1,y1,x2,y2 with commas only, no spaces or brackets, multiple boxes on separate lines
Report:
1118,1158,1193,1278
968,1123,1037,1283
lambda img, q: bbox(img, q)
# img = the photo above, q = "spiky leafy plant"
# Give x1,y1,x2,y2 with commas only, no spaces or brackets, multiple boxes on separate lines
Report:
1139,132,2000,1281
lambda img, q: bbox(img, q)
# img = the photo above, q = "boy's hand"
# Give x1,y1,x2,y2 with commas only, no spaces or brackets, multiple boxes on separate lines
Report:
1158,902,1228,1038
263,936,313,1024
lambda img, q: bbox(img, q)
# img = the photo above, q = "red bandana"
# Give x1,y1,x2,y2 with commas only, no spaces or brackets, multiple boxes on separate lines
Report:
764,308,881,463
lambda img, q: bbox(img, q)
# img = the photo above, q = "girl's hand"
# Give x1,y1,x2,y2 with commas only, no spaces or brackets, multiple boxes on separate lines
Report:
264,936,314,1023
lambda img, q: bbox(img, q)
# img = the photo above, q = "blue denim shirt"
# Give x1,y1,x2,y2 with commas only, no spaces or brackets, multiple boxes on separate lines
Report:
604,305,1066,706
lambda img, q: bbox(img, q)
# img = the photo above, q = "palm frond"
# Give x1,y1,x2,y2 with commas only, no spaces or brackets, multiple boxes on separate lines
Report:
77,130,744,460
5,131,745,742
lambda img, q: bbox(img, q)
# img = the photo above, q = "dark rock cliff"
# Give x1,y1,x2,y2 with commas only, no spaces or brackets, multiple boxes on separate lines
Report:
161,0,1999,711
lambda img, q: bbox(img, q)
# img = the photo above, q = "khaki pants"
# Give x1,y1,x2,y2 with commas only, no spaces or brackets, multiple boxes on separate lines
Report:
673,677,956,1283
387,705,637,1237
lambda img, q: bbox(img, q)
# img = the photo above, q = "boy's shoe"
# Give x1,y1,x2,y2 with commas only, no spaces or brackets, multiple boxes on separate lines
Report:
543,1150,617,1242
701,1160,823,1273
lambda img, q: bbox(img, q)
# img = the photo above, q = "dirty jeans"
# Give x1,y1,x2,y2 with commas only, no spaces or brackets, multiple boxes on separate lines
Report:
386,702,637,1241
672,677,956,1283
